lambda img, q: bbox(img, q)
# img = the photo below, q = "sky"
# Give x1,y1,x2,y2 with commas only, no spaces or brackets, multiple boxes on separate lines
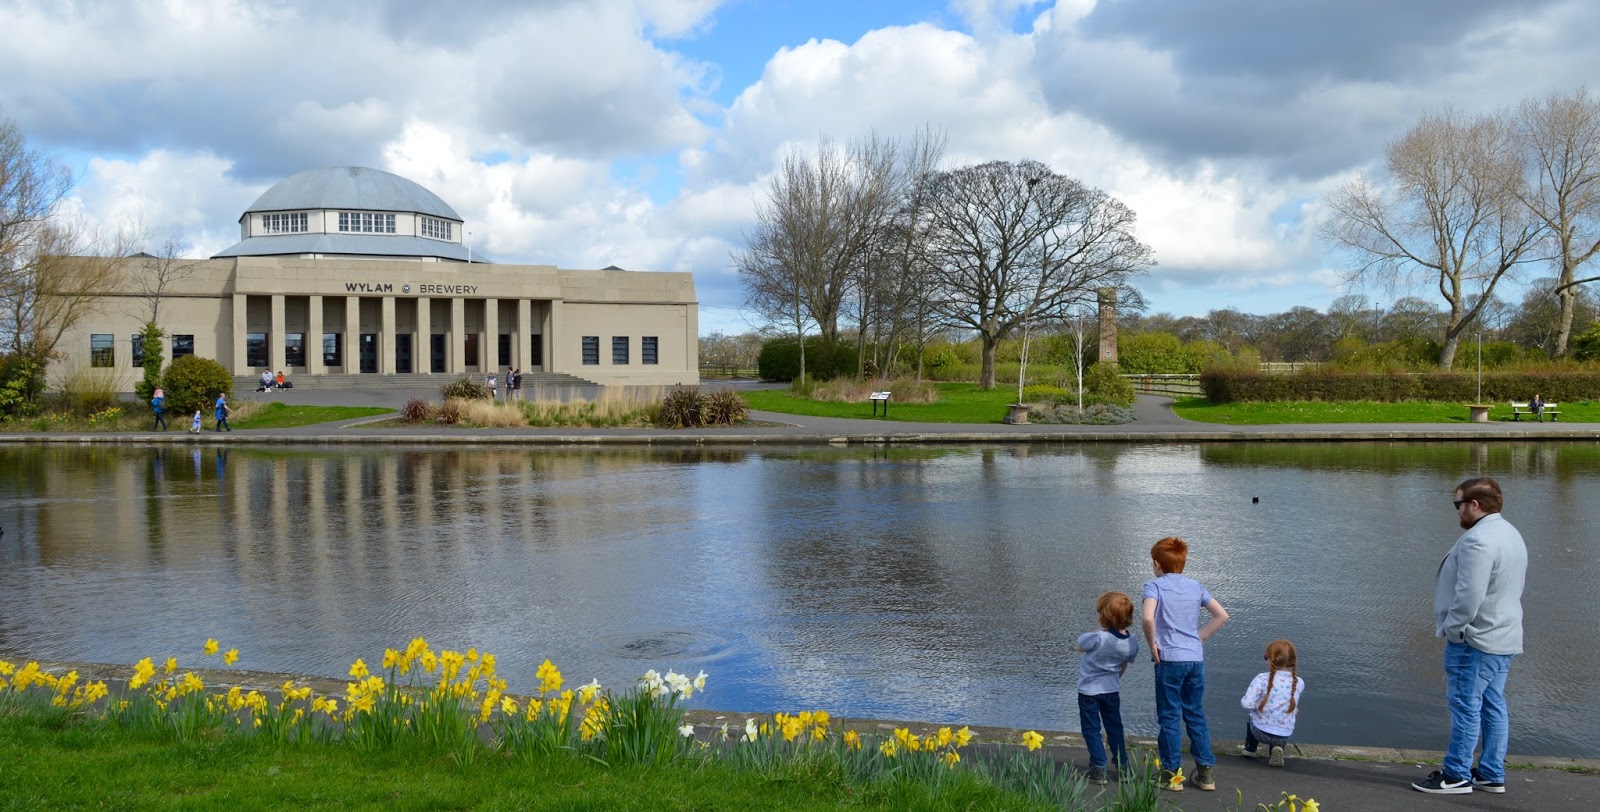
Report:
3,0,1597,335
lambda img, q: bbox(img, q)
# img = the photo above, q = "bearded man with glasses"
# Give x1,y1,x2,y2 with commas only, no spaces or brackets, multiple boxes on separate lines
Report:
1413,477,1527,796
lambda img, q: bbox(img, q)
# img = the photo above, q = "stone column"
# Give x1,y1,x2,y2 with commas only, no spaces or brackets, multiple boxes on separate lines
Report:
684,302,699,383
345,296,361,373
516,298,531,372
231,294,248,374
380,296,396,374
307,295,324,376
450,297,466,373
270,294,287,373
416,296,431,375
1097,287,1118,364
483,297,499,371
546,299,562,372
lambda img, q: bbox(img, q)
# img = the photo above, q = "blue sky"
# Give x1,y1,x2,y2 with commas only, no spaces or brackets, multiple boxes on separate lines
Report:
3,0,1597,334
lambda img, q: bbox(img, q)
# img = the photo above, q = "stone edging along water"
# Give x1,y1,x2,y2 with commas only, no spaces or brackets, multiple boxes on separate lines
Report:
9,658,1597,774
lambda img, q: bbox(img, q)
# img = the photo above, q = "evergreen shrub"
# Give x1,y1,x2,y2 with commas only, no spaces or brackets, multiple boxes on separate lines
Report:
756,338,859,382
441,376,489,400
1085,363,1135,406
161,355,232,415
1200,368,1600,403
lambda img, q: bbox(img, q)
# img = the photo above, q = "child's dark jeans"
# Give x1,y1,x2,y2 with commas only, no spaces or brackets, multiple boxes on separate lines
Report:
1243,720,1289,752
1078,691,1127,768
1154,660,1214,770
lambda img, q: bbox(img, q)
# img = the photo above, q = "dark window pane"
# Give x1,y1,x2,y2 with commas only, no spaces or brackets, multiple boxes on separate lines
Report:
323,333,342,367
132,334,145,368
582,336,599,365
285,333,305,367
90,334,115,368
642,336,658,365
245,333,268,369
612,336,629,365
172,335,195,360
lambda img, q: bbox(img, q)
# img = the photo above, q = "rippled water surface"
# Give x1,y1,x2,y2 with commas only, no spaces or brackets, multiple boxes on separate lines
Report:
2,442,1596,757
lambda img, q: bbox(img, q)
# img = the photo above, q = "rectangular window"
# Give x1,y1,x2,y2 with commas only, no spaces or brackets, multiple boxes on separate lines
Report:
262,212,308,234
582,336,599,365
323,333,342,367
285,333,306,367
246,332,268,369
612,336,629,365
90,334,115,368
172,335,194,360
132,334,145,368
497,334,510,369
337,211,396,234
420,217,454,240
642,336,659,365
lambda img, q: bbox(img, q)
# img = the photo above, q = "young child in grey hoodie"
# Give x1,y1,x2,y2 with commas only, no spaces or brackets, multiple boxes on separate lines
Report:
1077,591,1140,784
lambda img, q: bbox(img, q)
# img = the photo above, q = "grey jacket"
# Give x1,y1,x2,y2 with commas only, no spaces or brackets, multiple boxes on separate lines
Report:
1433,512,1527,655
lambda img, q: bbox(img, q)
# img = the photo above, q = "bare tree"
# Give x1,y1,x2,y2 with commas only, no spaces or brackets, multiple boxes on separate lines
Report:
922,160,1153,388
126,235,201,325
1515,87,1600,357
1322,108,1543,368
0,116,130,373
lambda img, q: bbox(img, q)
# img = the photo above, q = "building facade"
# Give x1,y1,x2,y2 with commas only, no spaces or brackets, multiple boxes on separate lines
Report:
55,167,699,389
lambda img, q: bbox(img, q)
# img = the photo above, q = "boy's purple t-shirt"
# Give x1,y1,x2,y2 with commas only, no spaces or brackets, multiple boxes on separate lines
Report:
1142,573,1214,663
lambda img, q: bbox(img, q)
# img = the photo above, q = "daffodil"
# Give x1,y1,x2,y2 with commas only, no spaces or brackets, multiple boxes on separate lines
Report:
679,722,696,738
943,750,960,768
348,659,369,678
536,659,563,693
129,658,156,690
843,730,861,750
1166,767,1185,791
1022,730,1044,751
165,657,178,674
203,639,219,657
1301,801,1319,812
955,726,973,747
879,739,899,758
577,678,601,704
222,649,238,666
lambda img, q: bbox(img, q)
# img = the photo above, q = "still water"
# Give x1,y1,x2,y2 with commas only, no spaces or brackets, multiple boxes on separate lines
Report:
1,442,1596,756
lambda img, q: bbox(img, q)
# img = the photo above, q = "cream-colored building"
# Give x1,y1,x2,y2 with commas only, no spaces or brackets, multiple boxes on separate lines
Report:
55,167,699,390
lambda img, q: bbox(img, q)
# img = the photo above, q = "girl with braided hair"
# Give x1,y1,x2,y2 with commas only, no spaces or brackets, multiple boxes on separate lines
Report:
1239,639,1305,768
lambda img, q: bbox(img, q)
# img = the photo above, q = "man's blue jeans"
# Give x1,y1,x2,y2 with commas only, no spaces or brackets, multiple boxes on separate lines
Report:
1078,691,1127,769
1443,641,1515,782
1154,660,1213,770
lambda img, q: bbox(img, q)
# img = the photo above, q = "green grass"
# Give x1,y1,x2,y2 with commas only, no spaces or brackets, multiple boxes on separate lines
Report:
0,711,1057,811
1171,398,1600,425
231,402,393,429
744,383,1025,424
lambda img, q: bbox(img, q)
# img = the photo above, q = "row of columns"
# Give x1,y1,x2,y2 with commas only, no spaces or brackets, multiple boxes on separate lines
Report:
234,294,559,376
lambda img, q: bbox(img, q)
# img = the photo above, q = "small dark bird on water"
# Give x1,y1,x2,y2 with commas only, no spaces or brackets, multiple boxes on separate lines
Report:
1252,497,1260,504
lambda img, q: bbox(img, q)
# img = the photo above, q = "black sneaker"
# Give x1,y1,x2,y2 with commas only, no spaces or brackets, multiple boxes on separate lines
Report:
1086,766,1108,785
1470,768,1506,794
1413,770,1472,794
1193,764,1216,791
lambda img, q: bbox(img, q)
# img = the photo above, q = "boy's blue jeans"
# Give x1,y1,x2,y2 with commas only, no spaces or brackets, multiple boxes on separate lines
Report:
1077,691,1127,769
1154,660,1214,770
1443,641,1515,782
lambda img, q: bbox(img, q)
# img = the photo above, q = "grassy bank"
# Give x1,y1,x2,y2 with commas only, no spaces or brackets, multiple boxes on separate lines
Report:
2,710,1051,811
744,383,1020,424
1,402,392,432
1171,398,1600,425
231,403,393,429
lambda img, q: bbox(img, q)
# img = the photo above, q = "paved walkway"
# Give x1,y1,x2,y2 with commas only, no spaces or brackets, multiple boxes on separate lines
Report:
6,388,1596,444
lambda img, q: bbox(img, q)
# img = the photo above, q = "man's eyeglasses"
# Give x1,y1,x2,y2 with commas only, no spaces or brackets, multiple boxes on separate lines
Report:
1453,499,1471,509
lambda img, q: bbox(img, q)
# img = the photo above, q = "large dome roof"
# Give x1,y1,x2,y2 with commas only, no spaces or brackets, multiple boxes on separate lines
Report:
243,166,461,221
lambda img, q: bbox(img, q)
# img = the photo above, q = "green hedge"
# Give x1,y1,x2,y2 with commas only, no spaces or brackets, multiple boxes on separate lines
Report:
1200,368,1600,403
756,338,860,382
161,355,233,415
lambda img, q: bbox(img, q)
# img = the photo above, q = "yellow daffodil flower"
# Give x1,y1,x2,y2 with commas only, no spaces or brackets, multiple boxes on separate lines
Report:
843,730,861,750
129,658,155,690
349,659,369,678
956,726,973,747
222,649,238,666
879,740,899,758
1167,767,1186,791
203,639,219,657
944,750,960,768
1022,730,1044,751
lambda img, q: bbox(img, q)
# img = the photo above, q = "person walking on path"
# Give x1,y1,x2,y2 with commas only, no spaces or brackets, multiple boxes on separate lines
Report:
1142,536,1229,792
151,388,168,431
1413,477,1527,796
487,372,497,402
188,409,202,434
214,393,233,432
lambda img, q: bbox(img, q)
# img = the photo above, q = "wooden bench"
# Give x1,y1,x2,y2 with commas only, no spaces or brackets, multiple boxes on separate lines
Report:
869,391,891,417
1510,401,1559,422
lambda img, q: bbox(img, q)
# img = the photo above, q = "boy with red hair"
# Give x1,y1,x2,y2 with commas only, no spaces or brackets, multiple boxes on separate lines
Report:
1142,537,1230,792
